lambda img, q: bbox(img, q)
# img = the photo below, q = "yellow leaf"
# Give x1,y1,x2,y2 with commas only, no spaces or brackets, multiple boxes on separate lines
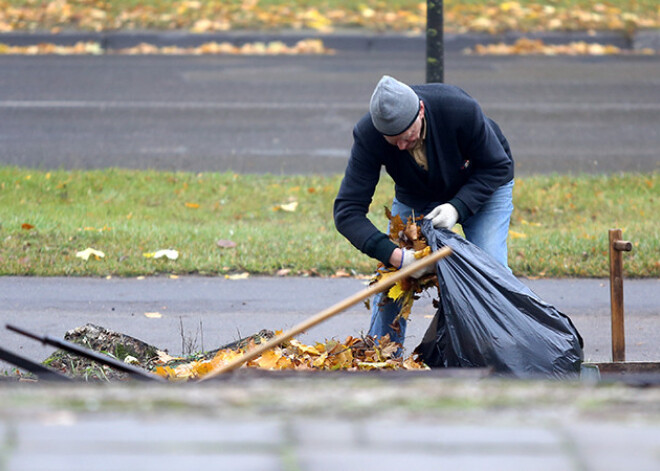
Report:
75,247,105,261
329,348,353,369
521,219,542,227
254,350,283,370
154,366,177,379
357,361,395,370
225,272,250,280
143,249,179,260
509,230,528,239
274,201,298,212
413,246,432,259
191,361,217,377
185,202,200,209
289,339,321,356
312,351,329,368
388,282,406,301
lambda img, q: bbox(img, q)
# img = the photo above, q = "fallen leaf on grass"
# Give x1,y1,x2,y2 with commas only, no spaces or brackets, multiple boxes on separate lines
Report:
521,219,542,227
184,202,200,209
21,223,34,230
273,201,298,212
216,239,237,249
509,230,528,239
143,249,179,260
75,248,105,261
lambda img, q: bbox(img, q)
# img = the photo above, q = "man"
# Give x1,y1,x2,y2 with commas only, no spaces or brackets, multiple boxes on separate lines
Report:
333,75,514,346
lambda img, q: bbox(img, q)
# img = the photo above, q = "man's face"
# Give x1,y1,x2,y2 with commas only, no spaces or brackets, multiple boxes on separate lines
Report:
383,101,424,151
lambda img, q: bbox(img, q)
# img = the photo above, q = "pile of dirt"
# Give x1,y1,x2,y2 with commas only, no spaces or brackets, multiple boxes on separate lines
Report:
42,324,274,381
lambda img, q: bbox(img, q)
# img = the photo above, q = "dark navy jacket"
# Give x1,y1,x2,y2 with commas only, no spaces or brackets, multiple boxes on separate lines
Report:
333,84,514,265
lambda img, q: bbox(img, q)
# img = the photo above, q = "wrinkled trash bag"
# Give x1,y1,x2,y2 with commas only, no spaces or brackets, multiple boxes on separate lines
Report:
415,220,583,379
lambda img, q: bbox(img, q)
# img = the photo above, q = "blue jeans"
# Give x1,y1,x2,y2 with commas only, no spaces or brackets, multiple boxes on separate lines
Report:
368,180,515,347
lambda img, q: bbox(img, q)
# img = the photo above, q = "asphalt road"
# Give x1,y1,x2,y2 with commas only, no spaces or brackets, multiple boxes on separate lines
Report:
1,49,658,174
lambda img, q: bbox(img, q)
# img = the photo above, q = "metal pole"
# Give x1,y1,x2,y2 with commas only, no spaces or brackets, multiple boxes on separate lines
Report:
0,346,73,382
426,0,444,83
608,229,632,362
6,324,167,383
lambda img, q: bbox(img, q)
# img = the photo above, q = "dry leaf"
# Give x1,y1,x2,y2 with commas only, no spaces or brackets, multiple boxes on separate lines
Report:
274,201,298,212
509,230,528,239
225,272,250,280
143,249,179,260
388,283,406,301
21,223,34,230
216,239,237,249
371,208,439,323
75,248,105,261
144,312,162,319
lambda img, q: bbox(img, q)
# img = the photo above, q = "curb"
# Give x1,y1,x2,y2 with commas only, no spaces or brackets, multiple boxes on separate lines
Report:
0,29,657,53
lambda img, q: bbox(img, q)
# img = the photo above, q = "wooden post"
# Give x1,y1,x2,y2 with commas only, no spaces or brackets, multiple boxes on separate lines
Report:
609,229,632,362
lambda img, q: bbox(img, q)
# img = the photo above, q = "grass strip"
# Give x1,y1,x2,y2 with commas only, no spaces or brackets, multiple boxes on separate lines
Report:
0,167,657,278
2,0,658,34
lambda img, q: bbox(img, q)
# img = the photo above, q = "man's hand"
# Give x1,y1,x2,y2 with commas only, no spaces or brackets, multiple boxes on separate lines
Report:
425,203,458,229
393,248,435,279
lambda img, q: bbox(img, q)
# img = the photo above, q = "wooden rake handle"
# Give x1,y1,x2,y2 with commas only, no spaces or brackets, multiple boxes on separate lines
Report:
198,246,452,381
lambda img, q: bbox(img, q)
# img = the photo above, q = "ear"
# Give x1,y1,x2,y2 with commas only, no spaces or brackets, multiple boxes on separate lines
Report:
419,100,425,119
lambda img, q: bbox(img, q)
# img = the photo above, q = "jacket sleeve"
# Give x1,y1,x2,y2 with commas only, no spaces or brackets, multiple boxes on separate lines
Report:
333,126,398,265
450,99,513,220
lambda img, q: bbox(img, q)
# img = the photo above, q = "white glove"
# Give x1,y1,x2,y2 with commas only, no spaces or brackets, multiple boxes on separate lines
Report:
425,203,458,229
398,248,435,279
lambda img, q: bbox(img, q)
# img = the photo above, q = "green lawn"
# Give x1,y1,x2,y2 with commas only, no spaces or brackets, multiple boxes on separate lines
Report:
1,167,657,278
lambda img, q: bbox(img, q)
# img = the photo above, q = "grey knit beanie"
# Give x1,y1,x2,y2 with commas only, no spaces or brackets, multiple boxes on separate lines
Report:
369,75,420,136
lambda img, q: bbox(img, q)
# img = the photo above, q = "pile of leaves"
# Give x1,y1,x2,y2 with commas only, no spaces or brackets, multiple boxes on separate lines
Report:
38,324,427,382
0,38,332,55
467,37,656,56
369,208,440,334
156,334,427,381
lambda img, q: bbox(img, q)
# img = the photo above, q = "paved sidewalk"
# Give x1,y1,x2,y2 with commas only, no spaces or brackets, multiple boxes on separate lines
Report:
1,377,659,471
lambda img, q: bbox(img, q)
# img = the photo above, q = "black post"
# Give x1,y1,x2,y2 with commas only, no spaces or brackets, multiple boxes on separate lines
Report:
426,0,444,83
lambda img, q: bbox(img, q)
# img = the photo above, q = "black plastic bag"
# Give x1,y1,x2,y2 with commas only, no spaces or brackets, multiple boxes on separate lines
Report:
415,220,583,379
